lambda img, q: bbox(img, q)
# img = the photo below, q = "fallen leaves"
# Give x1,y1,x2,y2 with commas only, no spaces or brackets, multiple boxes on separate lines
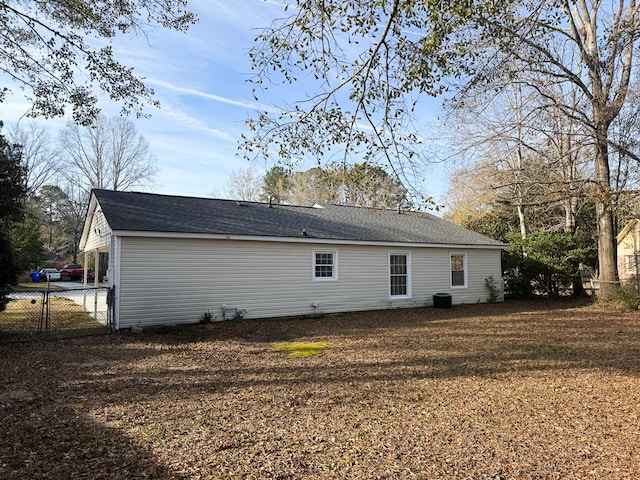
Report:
1,299,640,478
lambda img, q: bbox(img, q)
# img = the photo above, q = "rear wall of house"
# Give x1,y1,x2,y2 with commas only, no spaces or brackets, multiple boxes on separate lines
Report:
116,237,502,328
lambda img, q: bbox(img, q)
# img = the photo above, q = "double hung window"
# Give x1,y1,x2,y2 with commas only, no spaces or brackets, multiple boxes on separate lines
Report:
451,254,467,288
389,253,410,298
313,250,337,281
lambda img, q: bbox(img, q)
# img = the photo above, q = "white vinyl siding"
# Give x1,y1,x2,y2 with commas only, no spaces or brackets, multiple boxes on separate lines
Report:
118,238,390,327
83,206,111,251
412,249,501,305
115,237,503,328
625,255,637,274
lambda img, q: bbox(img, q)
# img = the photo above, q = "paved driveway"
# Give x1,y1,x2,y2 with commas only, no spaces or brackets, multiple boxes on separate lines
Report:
48,283,109,321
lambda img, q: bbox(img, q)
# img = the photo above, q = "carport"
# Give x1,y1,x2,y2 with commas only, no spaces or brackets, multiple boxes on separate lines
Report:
80,195,114,324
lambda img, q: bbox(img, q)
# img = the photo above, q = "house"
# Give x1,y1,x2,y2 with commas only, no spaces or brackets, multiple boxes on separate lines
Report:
617,218,640,284
80,189,505,330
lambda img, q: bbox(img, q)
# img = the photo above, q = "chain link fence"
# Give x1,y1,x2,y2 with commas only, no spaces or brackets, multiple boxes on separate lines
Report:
0,286,113,343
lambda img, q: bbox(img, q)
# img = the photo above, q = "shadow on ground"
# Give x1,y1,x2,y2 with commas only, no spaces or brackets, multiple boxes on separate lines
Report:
1,298,639,478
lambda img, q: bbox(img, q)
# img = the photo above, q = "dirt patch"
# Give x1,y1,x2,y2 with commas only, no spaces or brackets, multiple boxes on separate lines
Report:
1,299,640,479
0,389,34,404
65,359,119,369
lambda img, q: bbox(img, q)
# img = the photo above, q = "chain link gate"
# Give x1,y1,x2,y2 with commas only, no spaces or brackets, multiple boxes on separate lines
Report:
0,286,114,342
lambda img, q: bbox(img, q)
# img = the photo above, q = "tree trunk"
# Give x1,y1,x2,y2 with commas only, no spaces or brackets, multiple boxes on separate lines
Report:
517,204,527,238
572,271,588,297
596,199,618,298
593,134,619,299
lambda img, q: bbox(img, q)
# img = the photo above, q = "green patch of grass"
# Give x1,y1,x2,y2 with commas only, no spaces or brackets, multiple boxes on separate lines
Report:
17,282,62,290
271,340,329,358
0,299,41,326
17,282,45,289
47,297,101,329
0,297,101,330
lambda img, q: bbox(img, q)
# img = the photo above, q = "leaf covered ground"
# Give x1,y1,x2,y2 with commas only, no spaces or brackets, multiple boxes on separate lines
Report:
1,299,639,479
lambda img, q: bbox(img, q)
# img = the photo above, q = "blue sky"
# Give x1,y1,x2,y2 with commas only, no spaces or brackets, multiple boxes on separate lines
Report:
1,0,450,203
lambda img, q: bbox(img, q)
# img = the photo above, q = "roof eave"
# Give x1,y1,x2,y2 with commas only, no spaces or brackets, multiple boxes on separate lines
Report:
109,229,506,249
617,218,639,244
79,192,99,251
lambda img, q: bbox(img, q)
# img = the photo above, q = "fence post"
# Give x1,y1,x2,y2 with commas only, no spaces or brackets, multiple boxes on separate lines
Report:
38,291,50,335
94,288,98,319
106,286,115,331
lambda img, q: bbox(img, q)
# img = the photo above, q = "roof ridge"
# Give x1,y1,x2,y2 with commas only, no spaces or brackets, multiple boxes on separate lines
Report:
93,189,323,211
94,189,432,214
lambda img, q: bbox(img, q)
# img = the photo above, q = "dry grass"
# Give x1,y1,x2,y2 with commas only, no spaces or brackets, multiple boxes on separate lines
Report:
0,299,41,326
1,299,639,479
0,296,94,324
0,296,105,341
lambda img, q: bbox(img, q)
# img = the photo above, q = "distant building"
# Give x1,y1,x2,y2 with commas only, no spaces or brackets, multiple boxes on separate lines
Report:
617,218,640,284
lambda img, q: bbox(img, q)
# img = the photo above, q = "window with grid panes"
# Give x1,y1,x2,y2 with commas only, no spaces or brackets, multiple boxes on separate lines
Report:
451,254,466,287
313,251,336,280
389,254,408,297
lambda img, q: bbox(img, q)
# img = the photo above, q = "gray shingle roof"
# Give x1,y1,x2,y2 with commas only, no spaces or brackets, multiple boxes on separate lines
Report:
92,189,504,247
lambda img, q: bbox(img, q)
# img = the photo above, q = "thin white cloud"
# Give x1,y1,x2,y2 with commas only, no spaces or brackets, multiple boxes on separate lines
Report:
193,0,284,32
158,104,235,141
261,0,288,7
147,78,280,113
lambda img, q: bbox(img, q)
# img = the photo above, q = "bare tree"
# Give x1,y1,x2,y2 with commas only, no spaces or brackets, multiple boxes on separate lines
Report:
226,166,263,202
285,163,409,208
288,167,343,206
443,85,544,237
58,183,87,263
245,0,640,298
443,79,594,237
533,84,593,234
33,184,69,260
8,123,60,197
610,83,640,231
59,115,157,194
450,1,640,297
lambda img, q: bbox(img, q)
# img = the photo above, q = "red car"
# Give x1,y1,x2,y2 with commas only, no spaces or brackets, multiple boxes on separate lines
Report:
60,264,94,281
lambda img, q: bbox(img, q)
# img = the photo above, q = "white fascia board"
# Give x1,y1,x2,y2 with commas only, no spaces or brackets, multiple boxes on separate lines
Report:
79,194,98,251
110,230,506,250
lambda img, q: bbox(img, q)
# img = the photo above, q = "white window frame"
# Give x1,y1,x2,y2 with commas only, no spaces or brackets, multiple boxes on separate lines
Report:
389,252,411,299
450,253,468,288
312,249,338,281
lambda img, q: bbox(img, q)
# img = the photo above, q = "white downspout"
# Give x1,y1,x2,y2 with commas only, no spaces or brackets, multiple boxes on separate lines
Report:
94,249,99,319
83,250,88,310
114,236,121,330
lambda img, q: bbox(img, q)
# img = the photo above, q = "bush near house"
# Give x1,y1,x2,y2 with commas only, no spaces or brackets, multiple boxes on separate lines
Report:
503,232,597,298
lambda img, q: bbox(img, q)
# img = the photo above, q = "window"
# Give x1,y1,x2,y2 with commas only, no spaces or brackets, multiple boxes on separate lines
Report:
313,250,337,281
389,253,410,298
451,254,467,288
